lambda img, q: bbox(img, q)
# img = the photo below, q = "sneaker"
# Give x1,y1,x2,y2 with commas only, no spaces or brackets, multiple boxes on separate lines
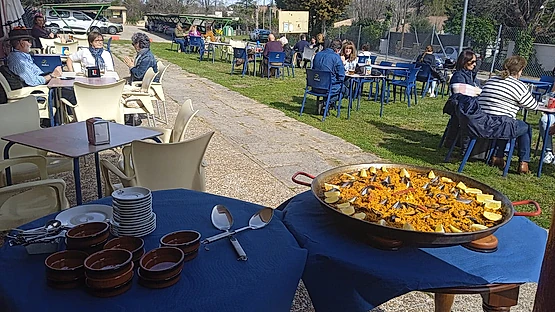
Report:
429,93,436,98
543,151,554,164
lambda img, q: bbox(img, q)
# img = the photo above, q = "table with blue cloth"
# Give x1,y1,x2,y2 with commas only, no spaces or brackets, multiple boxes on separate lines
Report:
279,191,547,312
0,189,308,312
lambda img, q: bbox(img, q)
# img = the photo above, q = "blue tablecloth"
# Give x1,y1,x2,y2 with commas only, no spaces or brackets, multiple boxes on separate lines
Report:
0,189,307,312
279,191,547,312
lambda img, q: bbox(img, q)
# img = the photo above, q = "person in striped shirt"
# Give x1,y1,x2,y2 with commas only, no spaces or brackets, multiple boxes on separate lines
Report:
478,55,538,174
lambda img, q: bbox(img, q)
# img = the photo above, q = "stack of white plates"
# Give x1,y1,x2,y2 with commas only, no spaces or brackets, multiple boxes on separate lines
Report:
110,187,156,237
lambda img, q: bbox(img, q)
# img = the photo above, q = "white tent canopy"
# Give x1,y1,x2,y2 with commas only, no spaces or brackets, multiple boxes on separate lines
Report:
1,0,25,40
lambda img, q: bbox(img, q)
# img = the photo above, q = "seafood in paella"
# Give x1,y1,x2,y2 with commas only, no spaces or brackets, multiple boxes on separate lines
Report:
321,166,504,233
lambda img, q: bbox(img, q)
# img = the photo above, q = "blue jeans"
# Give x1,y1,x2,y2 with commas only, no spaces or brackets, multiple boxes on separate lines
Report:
174,38,186,52
539,113,554,151
495,119,532,162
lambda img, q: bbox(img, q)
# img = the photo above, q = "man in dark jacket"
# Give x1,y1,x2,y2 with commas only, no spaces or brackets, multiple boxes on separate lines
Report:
311,39,345,114
31,15,55,50
293,34,310,68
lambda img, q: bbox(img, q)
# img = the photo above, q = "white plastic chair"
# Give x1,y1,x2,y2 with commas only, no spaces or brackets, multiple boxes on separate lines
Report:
0,71,53,120
39,38,56,54
61,79,126,124
0,96,73,185
53,41,79,57
150,62,169,123
0,156,69,230
100,131,214,196
302,46,317,68
141,99,199,143
122,68,157,126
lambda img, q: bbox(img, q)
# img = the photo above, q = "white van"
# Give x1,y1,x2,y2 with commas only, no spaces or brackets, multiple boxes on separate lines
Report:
44,9,113,34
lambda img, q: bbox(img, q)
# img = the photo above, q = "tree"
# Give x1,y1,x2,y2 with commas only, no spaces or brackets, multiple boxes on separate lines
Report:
230,0,257,30
276,0,351,34
445,7,496,55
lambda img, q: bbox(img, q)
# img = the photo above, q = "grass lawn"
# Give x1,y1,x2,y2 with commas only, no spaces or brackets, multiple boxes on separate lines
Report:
119,41,554,228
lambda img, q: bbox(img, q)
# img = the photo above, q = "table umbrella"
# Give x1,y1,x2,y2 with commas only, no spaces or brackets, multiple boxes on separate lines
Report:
0,0,25,40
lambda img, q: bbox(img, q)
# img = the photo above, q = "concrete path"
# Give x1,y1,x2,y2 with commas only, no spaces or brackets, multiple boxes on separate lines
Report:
108,43,538,312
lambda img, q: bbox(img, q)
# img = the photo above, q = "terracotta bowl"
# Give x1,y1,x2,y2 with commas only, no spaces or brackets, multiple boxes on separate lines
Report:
84,249,132,280
85,262,134,289
45,250,88,282
104,236,145,262
160,230,201,255
66,222,110,250
137,267,182,289
139,247,184,280
86,278,133,298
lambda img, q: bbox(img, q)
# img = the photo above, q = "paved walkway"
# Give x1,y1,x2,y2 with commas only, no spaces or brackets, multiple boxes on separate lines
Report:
107,43,538,312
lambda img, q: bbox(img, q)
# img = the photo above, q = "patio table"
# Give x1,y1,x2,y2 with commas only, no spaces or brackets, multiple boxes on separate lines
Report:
279,191,547,312
2,122,161,205
346,73,386,118
0,189,308,312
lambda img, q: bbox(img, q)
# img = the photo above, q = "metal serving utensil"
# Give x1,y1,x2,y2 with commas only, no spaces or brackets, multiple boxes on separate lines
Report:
210,205,247,261
203,207,274,244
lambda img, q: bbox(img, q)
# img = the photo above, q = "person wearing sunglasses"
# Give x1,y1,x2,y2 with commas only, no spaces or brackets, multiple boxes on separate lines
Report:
450,49,481,92
66,31,114,72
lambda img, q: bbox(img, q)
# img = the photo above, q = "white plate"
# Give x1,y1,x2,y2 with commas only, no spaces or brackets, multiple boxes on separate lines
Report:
112,213,155,230
113,202,152,213
113,197,152,207
113,212,153,226
55,204,112,227
111,221,156,237
112,187,151,201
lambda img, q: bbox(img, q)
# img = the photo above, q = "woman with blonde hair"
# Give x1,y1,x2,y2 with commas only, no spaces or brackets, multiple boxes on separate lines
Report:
315,33,326,53
478,55,538,174
340,42,358,72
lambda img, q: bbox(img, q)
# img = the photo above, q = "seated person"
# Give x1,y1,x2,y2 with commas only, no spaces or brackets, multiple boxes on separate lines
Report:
204,25,216,42
66,31,114,72
188,25,201,37
417,45,445,97
340,42,358,72
123,33,158,83
312,39,346,115
279,36,293,64
174,23,187,52
358,44,371,57
293,34,310,67
31,15,54,50
451,49,481,90
262,34,283,76
478,56,538,174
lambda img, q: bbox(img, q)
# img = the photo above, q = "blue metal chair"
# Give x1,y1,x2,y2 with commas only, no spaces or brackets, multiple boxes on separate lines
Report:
386,67,419,107
200,43,216,63
283,53,295,78
392,63,414,80
31,55,62,74
370,55,377,64
105,37,112,53
415,62,443,98
169,33,179,52
532,75,555,101
230,47,249,77
267,52,286,79
187,36,204,53
357,55,369,64
300,69,344,122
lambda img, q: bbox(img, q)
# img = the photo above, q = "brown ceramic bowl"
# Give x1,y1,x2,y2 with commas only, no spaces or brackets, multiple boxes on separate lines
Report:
104,236,145,262
66,237,109,255
139,247,184,280
84,249,133,280
85,262,134,289
66,222,110,249
137,268,182,289
46,277,84,289
160,230,201,255
86,278,133,298
45,250,88,282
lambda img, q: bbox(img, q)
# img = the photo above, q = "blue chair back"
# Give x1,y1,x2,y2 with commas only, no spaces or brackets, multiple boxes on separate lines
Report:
406,68,420,83
370,55,377,64
232,47,247,60
357,55,369,64
393,63,414,78
189,36,203,47
105,37,112,52
379,61,392,66
268,51,285,63
538,75,555,92
414,62,433,80
306,69,332,91
32,55,62,73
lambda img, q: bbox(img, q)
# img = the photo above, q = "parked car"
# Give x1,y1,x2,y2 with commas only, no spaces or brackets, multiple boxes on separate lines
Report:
44,9,114,34
433,46,459,64
83,12,123,34
249,29,270,42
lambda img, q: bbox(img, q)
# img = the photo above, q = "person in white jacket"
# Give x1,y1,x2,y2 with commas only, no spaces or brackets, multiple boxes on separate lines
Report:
66,31,114,72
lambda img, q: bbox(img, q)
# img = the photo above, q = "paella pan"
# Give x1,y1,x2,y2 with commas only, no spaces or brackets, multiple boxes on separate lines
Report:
292,163,541,246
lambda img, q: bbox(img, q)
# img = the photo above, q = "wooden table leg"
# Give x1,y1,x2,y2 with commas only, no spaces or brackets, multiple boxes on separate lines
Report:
434,293,455,312
481,285,519,312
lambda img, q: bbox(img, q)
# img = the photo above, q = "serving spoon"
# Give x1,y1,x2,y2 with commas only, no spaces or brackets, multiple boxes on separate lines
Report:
210,205,247,261
203,207,274,244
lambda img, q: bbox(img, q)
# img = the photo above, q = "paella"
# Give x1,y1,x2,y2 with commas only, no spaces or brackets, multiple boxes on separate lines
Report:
321,166,504,233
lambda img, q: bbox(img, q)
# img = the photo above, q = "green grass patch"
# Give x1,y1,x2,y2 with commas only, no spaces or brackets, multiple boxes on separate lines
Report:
117,41,554,228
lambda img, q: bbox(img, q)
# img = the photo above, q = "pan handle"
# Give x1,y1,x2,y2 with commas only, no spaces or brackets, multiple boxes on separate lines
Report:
512,200,542,217
291,172,315,187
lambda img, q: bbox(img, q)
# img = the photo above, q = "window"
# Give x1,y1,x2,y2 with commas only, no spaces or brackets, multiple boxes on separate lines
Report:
49,10,70,18
73,12,91,21
445,47,455,55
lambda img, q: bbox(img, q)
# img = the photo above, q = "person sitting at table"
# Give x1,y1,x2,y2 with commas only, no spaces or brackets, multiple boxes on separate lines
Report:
358,44,371,57
417,45,445,98
279,36,293,64
66,31,114,73
173,23,187,53
188,25,201,37
340,42,358,73
314,33,327,53
293,34,310,68
309,36,317,48
204,25,216,42
478,55,538,174
262,33,283,77
312,39,346,115
123,33,158,83
450,49,481,90
31,14,55,50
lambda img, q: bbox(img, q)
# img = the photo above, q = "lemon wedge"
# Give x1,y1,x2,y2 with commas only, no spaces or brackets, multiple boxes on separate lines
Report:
484,199,502,210
464,188,483,195
353,212,366,220
476,194,494,203
441,177,453,183
381,167,388,172
435,224,445,233
456,182,467,190
324,183,340,191
359,169,368,178
336,202,351,209
324,190,341,198
483,211,503,221
324,196,340,204
449,225,463,233
369,167,377,174
470,224,489,231
428,170,436,179
340,206,355,216
400,168,410,178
